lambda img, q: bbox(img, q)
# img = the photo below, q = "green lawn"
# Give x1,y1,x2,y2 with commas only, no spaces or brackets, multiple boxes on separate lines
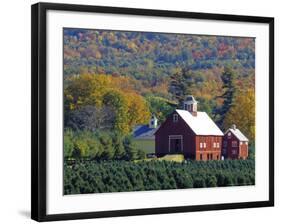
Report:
135,154,185,163
158,154,185,162
133,139,155,154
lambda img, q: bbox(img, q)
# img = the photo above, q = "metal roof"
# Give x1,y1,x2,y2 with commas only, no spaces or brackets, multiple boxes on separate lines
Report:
176,109,223,136
225,127,249,141
184,95,198,105
133,125,158,140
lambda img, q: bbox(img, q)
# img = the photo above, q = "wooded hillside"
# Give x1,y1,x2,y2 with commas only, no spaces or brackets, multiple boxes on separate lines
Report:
63,29,256,194
64,29,255,142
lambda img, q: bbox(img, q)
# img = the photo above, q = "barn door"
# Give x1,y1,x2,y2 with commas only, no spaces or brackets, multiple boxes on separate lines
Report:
169,135,183,153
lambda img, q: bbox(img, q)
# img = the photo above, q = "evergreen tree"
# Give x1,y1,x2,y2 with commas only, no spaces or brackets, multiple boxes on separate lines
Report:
206,175,217,187
193,176,206,188
123,136,138,161
64,129,74,158
64,159,255,194
86,135,101,159
137,149,146,160
111,132,125,160
214,67,236,127
98,132,114,160
169,67,194,105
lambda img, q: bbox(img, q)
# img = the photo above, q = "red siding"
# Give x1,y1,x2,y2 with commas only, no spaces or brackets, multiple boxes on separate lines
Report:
155,111,196,159
195,136,222,161
239,143,248,159
155,111,222,160
222,131,248,159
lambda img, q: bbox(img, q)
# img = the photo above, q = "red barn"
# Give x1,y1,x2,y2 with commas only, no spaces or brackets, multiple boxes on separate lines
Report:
155,96,224,160
222,125,249,160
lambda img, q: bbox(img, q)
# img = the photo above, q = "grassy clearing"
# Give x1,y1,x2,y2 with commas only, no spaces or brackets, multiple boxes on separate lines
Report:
135,154,184,163
158,154,185,162
133,139,155,154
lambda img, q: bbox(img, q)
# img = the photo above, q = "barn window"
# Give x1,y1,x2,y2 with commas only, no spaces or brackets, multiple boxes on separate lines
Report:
232,141,238,147
203,143,206,148
173,114,178,122
227,132,231,139
216,142,220,148
200,143,203,148
213,142,216,148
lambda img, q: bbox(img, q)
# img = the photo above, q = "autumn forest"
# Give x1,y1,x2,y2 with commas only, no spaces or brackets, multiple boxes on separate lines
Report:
63,28,255,194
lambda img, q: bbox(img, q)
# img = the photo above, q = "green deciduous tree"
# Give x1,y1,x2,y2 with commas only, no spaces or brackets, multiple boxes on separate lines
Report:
145,95,175,123
102,90,129,134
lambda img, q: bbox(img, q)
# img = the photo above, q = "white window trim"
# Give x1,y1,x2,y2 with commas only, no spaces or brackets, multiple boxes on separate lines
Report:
168,135,183,153
232,141,238,147
173,114,179,122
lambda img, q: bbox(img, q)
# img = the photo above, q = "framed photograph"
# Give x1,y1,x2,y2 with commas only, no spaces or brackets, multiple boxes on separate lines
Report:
31,2,274,222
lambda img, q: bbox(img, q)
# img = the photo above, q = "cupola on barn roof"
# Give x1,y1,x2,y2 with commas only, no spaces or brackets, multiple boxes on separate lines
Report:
183,95,198,116
184,95,198,104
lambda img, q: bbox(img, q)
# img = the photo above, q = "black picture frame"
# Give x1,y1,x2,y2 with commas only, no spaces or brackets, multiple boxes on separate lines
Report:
31,2,274,222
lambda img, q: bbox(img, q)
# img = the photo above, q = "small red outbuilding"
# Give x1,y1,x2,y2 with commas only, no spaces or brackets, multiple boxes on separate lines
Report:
222,125,249,160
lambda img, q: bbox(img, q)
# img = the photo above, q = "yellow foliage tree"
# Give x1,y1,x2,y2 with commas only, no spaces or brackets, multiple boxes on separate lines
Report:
64,74,150,134
126,92,150,129
102,89,130,134
223,89,255,143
